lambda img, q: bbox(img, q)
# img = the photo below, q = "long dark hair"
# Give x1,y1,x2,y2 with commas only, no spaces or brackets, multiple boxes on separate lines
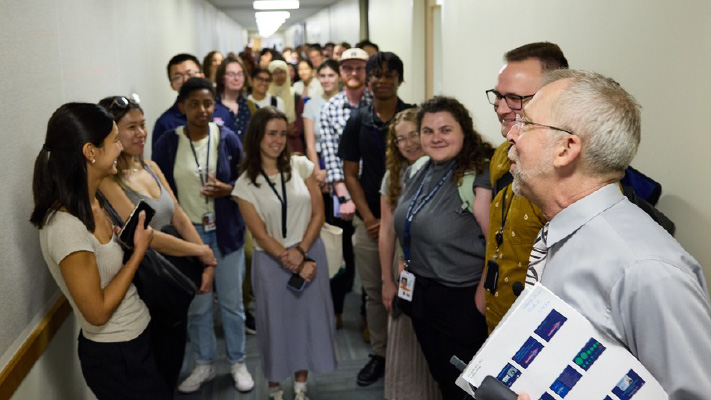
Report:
239,107,291,187
98,95,144,184
416,96,494,184
30,103,115,231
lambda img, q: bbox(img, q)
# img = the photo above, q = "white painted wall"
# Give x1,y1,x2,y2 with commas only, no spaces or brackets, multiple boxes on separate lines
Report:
368,0,426,105
436,0,711,291
301,0,360,46
0,0,245,397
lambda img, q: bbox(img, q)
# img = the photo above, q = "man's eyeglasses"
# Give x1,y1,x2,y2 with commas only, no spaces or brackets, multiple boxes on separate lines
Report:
512,114,573,135
393,131,419,146
341,65,365,74
170,71,199,84
254,75,272,83
108,93,141,110
486,89,534,110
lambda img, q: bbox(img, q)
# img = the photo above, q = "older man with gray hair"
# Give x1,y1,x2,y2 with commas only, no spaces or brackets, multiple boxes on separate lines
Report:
510,70,711,400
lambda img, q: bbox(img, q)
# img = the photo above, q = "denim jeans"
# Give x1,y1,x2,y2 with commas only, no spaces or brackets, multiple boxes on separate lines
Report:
187,224,246,364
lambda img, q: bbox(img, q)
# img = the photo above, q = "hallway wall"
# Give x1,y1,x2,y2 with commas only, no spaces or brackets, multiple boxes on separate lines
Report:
0,0,246,397
369,0,711,291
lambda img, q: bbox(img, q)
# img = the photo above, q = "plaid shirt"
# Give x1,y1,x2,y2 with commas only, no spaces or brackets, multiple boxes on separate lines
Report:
318,89,373,184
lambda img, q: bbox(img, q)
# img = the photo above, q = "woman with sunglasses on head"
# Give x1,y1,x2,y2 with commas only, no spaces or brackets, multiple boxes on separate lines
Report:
97,95,217,391
233,107,336,400
215,56,256,142
31,103,171,399
152,77,255,394
378,108,441,400
393,96,494,400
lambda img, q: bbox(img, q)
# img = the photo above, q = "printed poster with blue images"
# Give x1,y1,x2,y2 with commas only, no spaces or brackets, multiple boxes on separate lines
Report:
455,283,666,399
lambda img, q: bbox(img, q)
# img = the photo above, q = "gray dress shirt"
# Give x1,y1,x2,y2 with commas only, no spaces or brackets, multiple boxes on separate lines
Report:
540,183,711,400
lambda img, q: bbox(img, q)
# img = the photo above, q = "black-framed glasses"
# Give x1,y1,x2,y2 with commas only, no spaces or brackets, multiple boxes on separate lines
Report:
170,70,199,84
513,114,573,135
485,89,534,110
108,93,141,110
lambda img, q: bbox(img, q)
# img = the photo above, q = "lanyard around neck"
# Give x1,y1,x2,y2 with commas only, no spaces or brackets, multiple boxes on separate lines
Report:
186,127,211,204
260,169,288,238
402,162,454,266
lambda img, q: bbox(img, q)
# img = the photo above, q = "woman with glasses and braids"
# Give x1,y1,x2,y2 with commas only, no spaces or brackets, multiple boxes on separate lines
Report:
378,108,441,400
97,95,217,391
31,103,171,399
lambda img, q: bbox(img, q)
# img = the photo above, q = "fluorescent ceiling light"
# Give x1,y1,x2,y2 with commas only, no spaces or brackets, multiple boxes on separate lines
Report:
255,11,291,37
254,1,299,10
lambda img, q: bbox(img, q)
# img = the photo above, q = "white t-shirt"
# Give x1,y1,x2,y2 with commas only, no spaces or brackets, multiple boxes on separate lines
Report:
173,124,220,223
232,155,314,250
40,211,150,342
248,94,285,113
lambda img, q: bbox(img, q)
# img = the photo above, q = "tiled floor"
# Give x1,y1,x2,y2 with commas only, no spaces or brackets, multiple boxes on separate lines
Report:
176,290,384,400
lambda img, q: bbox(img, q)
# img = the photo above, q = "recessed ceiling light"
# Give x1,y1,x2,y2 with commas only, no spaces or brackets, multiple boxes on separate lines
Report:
253,1,299,10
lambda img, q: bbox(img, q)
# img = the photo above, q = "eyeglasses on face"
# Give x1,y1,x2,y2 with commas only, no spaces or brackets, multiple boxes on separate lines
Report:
486,89,534,110
393,131,419,146
341,65,365,74
225,72,244,79
170,70,199,84
254,75,272,83
512,114,573,135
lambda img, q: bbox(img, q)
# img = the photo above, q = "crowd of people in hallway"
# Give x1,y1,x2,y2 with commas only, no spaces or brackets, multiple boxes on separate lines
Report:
30,38,711,400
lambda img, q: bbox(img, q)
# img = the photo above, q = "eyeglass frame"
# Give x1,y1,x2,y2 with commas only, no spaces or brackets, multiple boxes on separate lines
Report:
169,70,199,84
393,131,419,146
513,113,573,135
485,89,535,111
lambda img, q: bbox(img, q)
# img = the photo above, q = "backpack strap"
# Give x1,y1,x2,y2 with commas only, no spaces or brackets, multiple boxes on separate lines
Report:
246,99,257,116
270,96,278,107
458,172,477,211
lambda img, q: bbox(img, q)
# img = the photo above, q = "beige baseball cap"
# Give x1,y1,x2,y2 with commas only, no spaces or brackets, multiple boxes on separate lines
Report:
339,48,369,64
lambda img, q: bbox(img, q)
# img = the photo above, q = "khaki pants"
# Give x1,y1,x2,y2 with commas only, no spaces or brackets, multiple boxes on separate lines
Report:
353,216,387,356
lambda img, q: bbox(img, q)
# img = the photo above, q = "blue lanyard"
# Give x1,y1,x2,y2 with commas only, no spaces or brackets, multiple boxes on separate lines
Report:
402,163,454,267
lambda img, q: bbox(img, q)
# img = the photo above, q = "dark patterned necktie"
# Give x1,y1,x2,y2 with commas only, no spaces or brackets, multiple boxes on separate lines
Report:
526,223,550,286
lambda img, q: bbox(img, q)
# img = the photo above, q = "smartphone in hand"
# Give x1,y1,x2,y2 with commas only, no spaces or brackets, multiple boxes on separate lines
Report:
118,200,156,248
287,272,307,292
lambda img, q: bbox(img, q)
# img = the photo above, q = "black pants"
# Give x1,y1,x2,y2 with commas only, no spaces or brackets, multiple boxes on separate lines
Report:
401,275,488,400
149,313,188,391
325,192,356,315
78,327,172,400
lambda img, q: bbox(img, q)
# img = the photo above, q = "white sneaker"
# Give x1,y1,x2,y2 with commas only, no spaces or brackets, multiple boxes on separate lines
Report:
269,389,284,400
177,364,216,393
230,361,255,392
294,387,310,400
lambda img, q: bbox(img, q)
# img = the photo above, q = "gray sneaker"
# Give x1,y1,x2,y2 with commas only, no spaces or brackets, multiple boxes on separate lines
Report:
177,364,215,393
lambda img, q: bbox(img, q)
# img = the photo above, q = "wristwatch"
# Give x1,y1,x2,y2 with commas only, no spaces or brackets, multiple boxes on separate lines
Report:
337,195,351,204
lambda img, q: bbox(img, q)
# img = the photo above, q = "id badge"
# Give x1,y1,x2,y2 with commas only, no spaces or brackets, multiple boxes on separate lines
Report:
202,212,216,232
397,270,415,302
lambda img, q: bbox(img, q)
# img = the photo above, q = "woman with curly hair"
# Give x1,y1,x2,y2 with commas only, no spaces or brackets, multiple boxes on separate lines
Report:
393,96,494,400
203,51,224,85
378,108,441,400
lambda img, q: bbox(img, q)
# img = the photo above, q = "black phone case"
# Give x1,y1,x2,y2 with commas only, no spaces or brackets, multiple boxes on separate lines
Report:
118,201,156,248
287,272,307,292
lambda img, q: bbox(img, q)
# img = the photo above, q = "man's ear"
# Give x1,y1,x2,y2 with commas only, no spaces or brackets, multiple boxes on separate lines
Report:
178,101,185,116
553,134,581,168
